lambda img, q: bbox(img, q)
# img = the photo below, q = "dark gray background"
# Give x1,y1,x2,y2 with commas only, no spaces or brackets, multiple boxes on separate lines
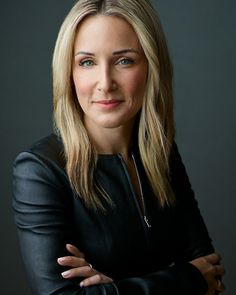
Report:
1,1,235,294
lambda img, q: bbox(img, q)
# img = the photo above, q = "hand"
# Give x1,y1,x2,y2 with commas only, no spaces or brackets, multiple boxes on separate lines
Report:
57,244,113,287
190,253,225,295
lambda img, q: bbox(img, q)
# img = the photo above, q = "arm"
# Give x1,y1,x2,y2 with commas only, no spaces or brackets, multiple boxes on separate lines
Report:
13,151,118,295
59,246,224,294
57,142,225,294
169,142,225,294
13,148,223,295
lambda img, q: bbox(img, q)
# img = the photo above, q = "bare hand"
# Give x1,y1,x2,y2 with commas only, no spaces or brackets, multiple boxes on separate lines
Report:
57,244,113,287
190,253,225,294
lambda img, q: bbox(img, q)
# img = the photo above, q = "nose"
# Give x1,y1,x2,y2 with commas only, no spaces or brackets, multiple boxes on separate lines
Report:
97,65,117,93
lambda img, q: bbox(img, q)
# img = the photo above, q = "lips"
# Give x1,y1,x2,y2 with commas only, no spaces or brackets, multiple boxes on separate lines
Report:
93,99,123,109
94,99,123,104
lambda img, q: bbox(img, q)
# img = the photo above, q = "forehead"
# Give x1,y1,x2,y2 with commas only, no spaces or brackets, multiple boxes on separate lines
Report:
74,15,141,51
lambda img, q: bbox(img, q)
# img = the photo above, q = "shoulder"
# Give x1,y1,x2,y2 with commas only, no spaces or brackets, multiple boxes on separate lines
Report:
15,133,66,172
13,134,71,205
169,141,184,171
13,135,73,231
168,141,192,196
26,133,64,164
13,134,69,192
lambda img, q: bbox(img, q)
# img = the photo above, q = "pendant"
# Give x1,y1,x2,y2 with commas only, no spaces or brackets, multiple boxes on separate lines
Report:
144,216,152,228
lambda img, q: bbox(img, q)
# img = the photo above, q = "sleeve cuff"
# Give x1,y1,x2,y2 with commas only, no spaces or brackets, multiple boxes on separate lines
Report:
172,262,208,295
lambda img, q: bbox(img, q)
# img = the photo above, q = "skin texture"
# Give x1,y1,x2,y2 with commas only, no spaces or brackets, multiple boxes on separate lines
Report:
190,254,225,294
58,244,113,287
72,15,148,156
58,245,225,291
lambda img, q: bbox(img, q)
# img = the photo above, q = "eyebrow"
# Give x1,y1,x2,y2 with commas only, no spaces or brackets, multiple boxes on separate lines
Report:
74,48,140,56
112,48,140,55
75,51,95,56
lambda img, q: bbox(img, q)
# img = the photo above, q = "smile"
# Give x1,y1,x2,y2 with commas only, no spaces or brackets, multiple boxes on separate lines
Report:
94,100,123,109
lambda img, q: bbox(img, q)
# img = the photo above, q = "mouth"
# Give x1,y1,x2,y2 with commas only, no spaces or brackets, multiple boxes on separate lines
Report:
93,99,123,109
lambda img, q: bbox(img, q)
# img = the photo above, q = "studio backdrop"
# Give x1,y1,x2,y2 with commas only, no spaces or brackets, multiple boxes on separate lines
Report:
1,1,235,294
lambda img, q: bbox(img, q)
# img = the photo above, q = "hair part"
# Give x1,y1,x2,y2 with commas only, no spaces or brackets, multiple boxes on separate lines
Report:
53,0,175,211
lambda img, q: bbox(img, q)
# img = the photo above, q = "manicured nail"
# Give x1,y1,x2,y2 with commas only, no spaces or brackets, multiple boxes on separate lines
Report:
80,281,84,287
66,244,74,248
58,257,66,263
61,270,70,278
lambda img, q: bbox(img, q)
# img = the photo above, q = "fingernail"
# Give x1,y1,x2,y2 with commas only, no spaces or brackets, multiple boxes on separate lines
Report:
58,257,66,263
61,270,70,278
80,281,84,287
66,244,74,248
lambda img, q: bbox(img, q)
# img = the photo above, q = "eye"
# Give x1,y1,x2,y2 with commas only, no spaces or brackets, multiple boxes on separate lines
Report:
117,58,134,66
79,59,95,67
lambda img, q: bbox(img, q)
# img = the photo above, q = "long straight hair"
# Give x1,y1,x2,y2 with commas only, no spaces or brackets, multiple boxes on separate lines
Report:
53,0,175,211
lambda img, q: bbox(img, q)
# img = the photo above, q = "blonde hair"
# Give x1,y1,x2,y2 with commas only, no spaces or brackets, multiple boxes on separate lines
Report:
53,0,175,211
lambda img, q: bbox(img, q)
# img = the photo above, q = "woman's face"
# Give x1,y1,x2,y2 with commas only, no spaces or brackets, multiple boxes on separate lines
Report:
72,15,148,131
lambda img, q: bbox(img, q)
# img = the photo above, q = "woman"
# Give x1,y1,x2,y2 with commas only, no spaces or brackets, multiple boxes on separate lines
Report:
13,0,225,294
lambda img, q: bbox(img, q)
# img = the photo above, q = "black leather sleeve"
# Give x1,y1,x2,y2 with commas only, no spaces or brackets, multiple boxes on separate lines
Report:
13,145,210,295
169,142,215,261
13,151,119,295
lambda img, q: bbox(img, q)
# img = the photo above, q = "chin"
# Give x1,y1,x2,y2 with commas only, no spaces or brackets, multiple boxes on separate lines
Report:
97,117,132,129
98,121,124,129
89,114,136,130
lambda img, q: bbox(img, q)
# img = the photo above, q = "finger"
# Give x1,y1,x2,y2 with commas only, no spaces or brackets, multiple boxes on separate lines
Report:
57,256,86,267
205,253,222,265
214,265,226,277
61,265,95,279
80,274,113,287
66,244,85,258
215,279,226,293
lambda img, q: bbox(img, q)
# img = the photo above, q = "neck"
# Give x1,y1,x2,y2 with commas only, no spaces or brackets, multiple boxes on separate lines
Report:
84,120,136,159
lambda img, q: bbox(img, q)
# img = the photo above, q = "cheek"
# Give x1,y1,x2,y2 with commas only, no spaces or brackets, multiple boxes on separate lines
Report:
73,72,93,97
125,69,147,101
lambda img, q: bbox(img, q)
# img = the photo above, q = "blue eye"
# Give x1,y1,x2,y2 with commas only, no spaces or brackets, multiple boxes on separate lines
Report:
118,58,134,65
79,60,95,67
